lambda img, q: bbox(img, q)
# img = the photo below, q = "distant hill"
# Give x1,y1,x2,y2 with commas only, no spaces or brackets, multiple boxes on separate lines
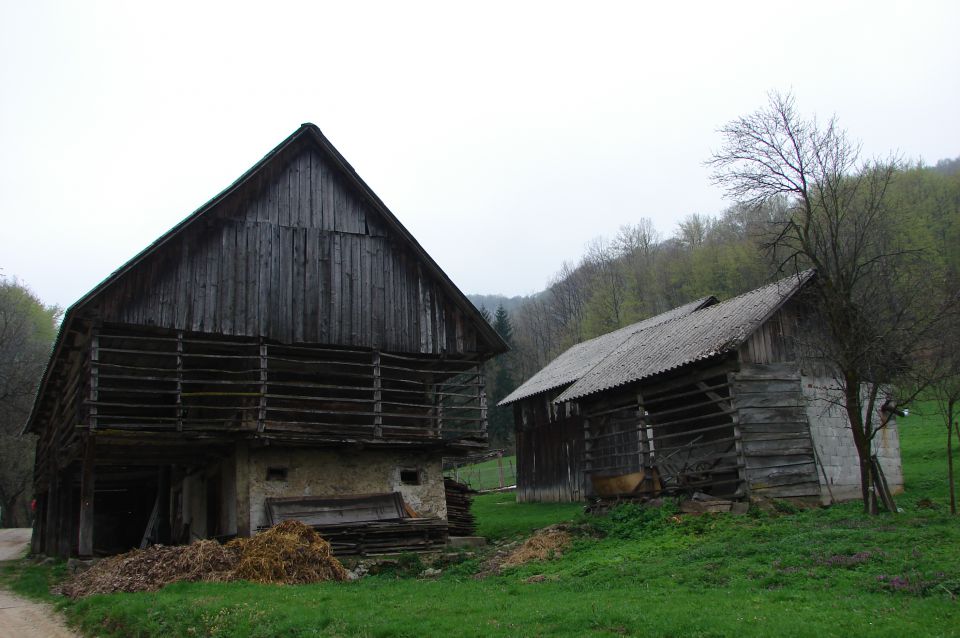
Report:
933,156,960,176
467,294,530,316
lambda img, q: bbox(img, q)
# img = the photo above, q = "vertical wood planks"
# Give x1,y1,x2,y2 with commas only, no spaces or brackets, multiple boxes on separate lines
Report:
90,146,489,357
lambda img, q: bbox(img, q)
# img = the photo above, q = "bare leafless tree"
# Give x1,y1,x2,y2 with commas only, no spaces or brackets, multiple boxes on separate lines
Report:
709,91,959,513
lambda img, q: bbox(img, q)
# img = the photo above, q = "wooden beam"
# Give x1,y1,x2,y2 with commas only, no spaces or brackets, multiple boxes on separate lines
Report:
56,472,73,558
258,340,267,433
235,441,251,537
78,437,96,557
373,351,382,438
157,466,171,545
477,366,487,437
31,494,45,555
89,331,99,430
176,330,184,431
43,476,58,556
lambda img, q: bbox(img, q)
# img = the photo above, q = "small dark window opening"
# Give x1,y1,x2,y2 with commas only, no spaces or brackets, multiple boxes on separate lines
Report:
400,469,421,485
266,467,288,481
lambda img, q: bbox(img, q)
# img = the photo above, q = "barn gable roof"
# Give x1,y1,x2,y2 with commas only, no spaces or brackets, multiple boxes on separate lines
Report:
70,123,506,352
552,270,815,404
26,125,507,434
499,296,717,406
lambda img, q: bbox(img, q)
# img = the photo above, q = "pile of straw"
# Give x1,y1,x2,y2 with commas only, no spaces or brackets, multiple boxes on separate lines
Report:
500,526,572,569
229,520,348,584
57,520,347,598
56,540,237,598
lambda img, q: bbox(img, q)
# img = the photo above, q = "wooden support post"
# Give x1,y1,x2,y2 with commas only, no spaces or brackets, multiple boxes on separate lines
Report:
497,450,504,489
78,437,96,557
176,331,184,431
30,498,42,555
257,340,267,433
32,494,46,556
56,472,73,558
723,372,748,498
235,441,251,537
373,351,383,438
636,391,653,492
583,415,593,477
477,365,487,437
88,332,99,431
44,481,58,556
434,384,445,437
157,466,171,545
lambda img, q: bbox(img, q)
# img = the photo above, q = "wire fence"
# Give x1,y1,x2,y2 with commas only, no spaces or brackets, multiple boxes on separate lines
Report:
444,451,517,491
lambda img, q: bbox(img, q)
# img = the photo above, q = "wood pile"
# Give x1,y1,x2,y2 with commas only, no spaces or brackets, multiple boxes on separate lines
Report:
300,518,449,557
444,478,477,536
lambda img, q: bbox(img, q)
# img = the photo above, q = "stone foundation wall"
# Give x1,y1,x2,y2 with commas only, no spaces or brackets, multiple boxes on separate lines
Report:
244,447,446,532
801,377,904,504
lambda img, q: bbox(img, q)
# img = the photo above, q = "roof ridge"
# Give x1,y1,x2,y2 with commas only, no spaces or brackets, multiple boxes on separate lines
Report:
498,295,716,406
26,125,507,434
552,270,815,404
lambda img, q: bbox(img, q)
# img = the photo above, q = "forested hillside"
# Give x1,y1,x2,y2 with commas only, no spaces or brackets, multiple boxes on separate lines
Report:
477,158,960,448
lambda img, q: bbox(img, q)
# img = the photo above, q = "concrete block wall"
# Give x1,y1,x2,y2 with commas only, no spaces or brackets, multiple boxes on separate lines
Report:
801,377,904,504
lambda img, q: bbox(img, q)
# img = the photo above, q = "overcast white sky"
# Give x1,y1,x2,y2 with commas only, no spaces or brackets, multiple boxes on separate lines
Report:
2,1,958,309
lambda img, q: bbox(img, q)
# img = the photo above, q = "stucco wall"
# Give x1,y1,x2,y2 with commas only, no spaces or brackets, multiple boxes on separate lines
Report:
244,447,447,532
176,456,238,541
801,377,904,504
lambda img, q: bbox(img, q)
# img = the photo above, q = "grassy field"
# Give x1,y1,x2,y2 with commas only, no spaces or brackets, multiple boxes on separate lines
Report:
3,403,959,637
445,454,517,491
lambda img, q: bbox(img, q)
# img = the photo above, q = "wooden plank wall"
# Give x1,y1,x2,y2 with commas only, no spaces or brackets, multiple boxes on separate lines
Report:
85,326,487,443
732,362,821,500
581,358,742,498
515,399,585,503
740,302,800,365
95,149,481,356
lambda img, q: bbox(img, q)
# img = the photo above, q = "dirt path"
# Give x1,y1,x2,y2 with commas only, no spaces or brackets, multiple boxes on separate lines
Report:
0,528,80,638
0,528,32,561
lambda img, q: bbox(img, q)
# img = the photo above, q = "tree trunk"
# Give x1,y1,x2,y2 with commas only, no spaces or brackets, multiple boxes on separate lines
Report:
948,418,956,515
844,378,874,513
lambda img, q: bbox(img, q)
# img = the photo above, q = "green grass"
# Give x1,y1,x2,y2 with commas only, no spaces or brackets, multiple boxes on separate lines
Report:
446,455,517,491
0,560,66,602
4,402,960,637
472,490,582,541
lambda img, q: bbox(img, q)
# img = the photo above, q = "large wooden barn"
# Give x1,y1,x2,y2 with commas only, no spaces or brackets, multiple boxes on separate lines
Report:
500,272,903,504
26,124,507,558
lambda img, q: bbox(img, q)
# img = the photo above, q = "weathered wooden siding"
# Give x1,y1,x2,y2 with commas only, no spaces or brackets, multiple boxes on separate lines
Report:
94,149,480,355
515,399,585,503
579,357,743,499
732,363,821,500
740,300,800,365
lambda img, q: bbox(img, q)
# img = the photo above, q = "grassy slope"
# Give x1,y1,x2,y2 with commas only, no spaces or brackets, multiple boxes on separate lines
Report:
446,455,518,491
6,403,960,637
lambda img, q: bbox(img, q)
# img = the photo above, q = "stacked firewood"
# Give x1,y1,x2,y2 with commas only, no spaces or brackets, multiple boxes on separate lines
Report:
444,478,477,536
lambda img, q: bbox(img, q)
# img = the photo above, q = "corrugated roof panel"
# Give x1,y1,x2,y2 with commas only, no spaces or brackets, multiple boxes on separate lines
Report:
498,296,716,405
553,271,813,403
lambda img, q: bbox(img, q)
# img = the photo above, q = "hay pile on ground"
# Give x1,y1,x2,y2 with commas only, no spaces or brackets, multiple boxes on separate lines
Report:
229,519,348,584
500,525,572,569
56,539,237,598
57,520,347,598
